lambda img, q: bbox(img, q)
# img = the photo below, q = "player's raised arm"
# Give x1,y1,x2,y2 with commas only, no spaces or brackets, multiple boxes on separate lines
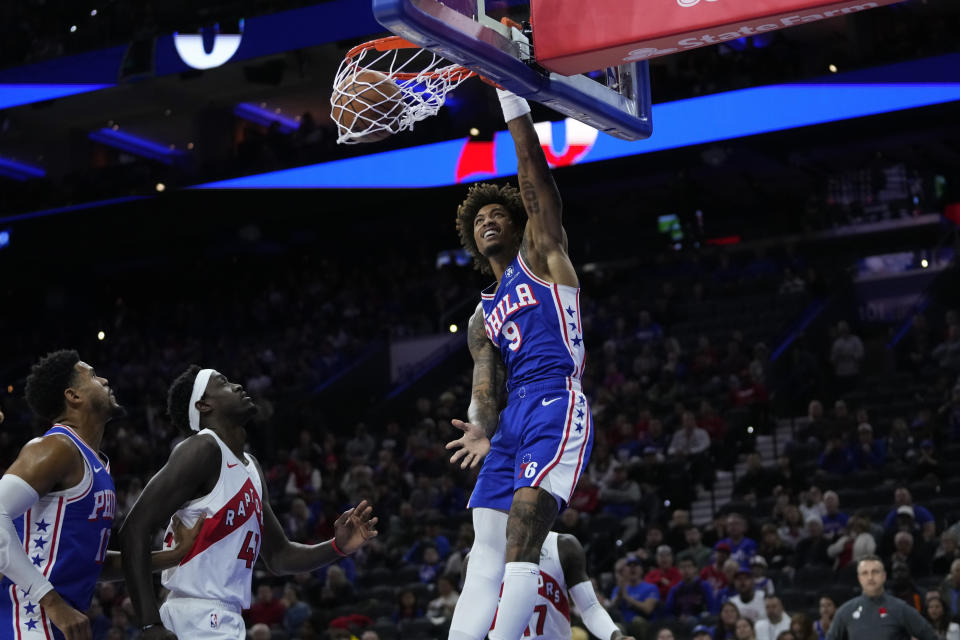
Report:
249,455,378,574
446,305,504,469
498,89,577,287
120,435,221,637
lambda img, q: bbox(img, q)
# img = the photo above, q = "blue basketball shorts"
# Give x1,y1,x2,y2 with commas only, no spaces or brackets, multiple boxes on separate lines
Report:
468,379,594,512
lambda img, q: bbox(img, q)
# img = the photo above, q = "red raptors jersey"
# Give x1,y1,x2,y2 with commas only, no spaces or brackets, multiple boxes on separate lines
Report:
160,430,263,609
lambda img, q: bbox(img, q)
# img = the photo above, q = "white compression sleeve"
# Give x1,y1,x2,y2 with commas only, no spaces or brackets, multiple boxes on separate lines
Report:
497,88,531,122
448,508,508,640
0,474,55,602
570,580,620,640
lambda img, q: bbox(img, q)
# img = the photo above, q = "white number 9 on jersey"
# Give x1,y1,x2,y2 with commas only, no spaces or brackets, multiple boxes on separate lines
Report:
502,321,522,352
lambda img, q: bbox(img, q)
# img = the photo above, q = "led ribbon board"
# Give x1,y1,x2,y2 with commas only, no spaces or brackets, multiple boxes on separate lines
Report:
194,82,960,189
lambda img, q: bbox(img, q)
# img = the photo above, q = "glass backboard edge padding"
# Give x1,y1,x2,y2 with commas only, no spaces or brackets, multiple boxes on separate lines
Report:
372,0,653,141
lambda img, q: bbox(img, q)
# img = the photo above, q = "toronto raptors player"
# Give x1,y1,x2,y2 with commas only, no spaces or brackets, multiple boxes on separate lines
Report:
472,532,635,640
121,366,378,640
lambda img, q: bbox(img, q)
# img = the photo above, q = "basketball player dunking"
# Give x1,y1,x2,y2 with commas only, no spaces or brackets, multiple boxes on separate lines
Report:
0,350,201,640
121,366,378,640
445,88,594,640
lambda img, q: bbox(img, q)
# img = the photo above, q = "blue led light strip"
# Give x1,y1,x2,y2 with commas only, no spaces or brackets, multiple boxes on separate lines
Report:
0,83,114,111
234,103,301,134
0,195,150,224
0,156,46,181
88,128,186,165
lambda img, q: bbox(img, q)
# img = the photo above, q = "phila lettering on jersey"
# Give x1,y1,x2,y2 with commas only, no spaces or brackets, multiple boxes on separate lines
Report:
0,424,115,639
480,254,585,390
160,429,264,610
491,532,571,640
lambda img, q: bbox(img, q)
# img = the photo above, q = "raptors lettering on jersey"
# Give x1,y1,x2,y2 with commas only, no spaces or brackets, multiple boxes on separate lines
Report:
174,478,262,565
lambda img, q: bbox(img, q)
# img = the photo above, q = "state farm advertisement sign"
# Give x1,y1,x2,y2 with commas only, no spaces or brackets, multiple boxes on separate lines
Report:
531,0,901,76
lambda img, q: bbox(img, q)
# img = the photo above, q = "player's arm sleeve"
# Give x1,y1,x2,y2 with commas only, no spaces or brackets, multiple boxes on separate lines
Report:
0,474,55,602
570,581,622,640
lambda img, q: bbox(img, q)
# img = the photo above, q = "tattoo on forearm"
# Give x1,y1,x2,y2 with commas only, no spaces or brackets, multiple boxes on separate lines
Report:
520,178,541,216
468,310,502,438
470,355,500,439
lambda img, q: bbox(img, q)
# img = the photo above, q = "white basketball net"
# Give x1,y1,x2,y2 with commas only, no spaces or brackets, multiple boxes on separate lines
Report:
331,39,475,144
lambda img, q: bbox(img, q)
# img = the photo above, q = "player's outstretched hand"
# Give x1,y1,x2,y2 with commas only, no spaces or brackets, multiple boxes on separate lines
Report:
612,632,636,640
138,624,178,639
446,419,491,469
41,591,91,640
333,499,379,555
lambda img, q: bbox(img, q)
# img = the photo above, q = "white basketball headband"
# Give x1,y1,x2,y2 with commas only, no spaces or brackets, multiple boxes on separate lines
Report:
188,368,216,432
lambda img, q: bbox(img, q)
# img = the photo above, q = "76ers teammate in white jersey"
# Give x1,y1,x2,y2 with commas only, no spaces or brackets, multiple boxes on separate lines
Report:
482,533,634,640
445,87,595,640
121,366,378,640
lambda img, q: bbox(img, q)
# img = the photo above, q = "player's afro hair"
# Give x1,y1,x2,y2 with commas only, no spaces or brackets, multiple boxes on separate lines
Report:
24,349,81,423
456,182,526,275
168,365,202,434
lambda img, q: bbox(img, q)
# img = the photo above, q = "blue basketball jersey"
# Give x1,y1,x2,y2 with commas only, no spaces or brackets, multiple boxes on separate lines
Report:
480,254,586,391
0,425,115,639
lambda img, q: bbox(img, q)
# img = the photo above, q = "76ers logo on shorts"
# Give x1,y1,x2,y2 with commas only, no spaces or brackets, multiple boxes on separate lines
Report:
210,613,219,629
519,453,539,479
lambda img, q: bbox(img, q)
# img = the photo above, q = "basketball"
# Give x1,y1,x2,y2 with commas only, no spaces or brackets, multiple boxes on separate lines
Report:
331,69,404,143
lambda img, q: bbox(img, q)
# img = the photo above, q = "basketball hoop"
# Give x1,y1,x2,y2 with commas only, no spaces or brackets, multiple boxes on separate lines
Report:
330,36,476,144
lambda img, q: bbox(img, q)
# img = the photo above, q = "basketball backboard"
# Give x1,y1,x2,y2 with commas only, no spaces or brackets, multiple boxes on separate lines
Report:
372,0,653,141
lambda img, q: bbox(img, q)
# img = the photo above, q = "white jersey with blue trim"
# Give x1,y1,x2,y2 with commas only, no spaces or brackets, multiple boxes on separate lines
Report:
480,254,585,391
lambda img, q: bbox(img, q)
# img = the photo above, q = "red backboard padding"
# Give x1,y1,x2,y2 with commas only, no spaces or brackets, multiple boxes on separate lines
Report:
531,0,901,76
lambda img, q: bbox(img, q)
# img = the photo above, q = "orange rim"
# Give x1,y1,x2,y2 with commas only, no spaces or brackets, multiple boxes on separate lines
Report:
343,35,476,82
